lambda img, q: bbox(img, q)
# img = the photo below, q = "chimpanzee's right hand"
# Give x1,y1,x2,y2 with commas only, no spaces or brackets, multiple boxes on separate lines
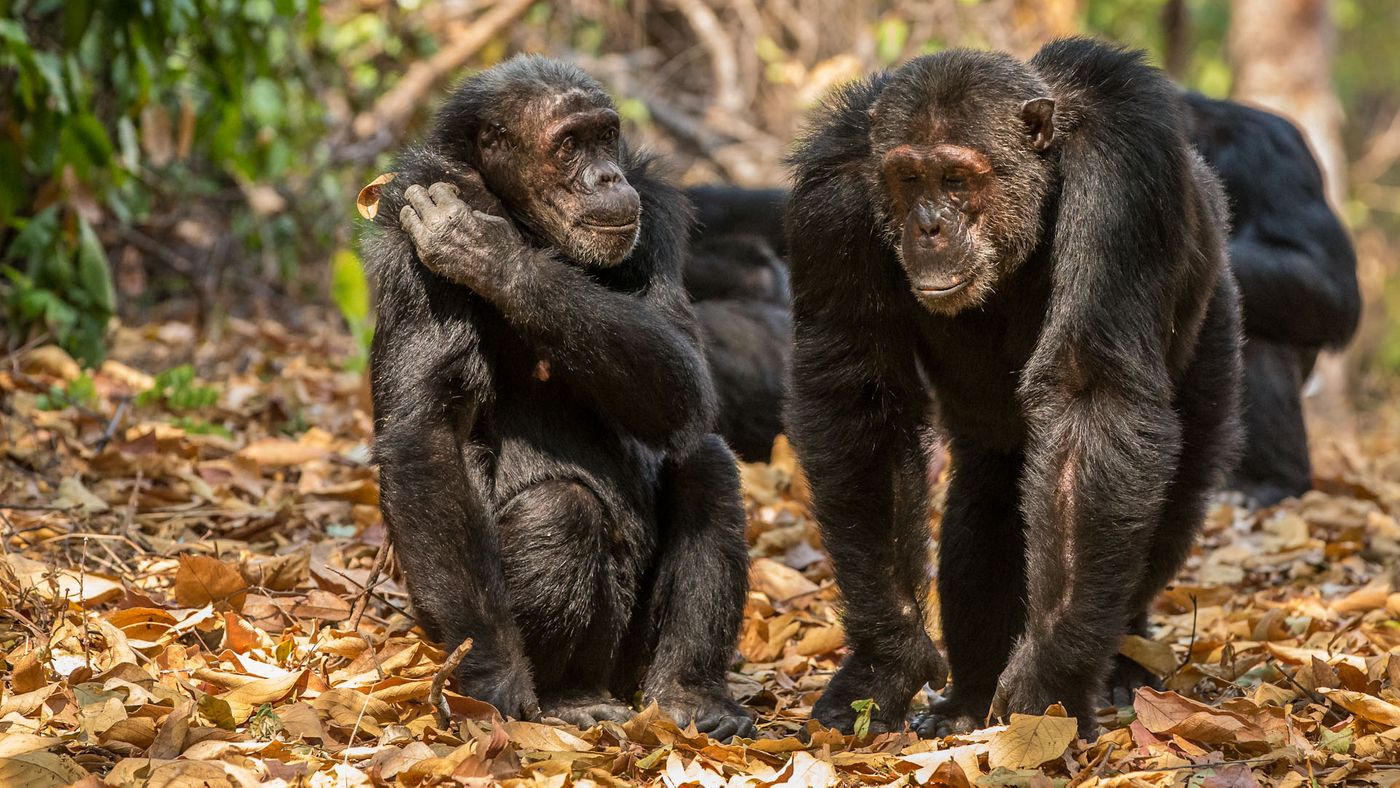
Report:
401,179,524,295
455,657,540,722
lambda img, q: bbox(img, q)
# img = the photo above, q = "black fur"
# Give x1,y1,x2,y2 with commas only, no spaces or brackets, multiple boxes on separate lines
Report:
784,39,1242,735
362,56,753,738
681,212,792,462
1186,93,1360,506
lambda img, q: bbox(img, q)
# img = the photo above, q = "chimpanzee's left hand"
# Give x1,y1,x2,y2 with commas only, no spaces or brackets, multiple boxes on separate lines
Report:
400,180,525,293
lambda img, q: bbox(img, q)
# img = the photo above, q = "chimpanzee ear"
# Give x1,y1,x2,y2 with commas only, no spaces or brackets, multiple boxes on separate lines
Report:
479,123,504,150
1021,97,1056,152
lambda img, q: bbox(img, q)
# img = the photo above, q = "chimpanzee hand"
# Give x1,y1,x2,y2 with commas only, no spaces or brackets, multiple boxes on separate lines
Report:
990,644,1096,738
456,657,541,722
400,179,524,294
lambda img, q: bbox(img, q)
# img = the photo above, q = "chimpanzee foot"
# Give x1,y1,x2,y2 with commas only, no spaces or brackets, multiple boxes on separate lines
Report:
1106,653,1162,708
812,642,947,735
456,661,540,721
540,695,635,728
651,687,756,741
911,691,984,738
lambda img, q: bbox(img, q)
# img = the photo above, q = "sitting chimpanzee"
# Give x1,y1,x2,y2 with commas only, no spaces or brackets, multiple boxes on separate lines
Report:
785,39,1242,736
361,56,754,739
1186,93,1360,507
682,204,792,462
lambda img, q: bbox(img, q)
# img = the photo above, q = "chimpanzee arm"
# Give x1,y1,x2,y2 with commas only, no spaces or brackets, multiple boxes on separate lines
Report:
1226,137,1359,348
364,230,538,719
1005,42,1220,723
400,179,716,455
785,86,948,731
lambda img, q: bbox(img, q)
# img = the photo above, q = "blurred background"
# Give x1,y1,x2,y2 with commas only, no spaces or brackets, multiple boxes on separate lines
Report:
1,0,1395,416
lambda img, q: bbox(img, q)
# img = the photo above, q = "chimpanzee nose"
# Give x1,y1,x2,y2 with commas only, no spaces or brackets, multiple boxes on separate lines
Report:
914,203,941,237
598,166,622,187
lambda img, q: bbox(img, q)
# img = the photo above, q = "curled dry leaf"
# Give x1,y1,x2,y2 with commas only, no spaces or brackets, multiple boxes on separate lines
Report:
356,173,396,220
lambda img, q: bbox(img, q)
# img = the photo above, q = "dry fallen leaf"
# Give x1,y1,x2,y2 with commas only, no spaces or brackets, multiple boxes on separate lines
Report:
987,712,1078,769
173,554,249,611
356,172,396,220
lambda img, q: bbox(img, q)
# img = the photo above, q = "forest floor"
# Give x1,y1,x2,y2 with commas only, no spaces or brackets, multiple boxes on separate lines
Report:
5,317,1400,787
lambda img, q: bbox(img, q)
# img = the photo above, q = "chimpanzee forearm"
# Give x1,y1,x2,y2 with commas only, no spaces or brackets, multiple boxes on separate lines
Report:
485,248,717,452
790,319,946,731
1000,376,1179,719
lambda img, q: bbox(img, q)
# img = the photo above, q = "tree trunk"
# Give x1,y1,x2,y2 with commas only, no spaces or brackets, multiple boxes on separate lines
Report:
1227,0,1356,463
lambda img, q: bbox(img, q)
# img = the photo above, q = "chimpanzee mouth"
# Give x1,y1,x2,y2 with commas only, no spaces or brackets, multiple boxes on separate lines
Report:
581,220,639,234
916,278,971,298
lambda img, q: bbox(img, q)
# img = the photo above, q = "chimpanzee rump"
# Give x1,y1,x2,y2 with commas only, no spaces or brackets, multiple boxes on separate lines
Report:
361,56,753,739
784,39,1242,735
1185,93,1360,506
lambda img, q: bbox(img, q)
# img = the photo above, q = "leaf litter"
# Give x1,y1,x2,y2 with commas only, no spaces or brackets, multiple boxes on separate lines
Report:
5,318,1400,785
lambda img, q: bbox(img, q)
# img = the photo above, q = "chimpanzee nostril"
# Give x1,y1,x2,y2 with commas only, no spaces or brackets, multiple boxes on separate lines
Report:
914,203,941,237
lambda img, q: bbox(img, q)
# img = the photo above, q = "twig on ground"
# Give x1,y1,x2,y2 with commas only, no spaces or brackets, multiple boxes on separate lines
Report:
348,539,392,633
431,638,474,729
93,397,130,453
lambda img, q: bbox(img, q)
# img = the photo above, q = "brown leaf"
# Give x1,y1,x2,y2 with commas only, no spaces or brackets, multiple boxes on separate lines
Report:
987,713,1078,769
1133,687,1269,745
1318,688,1400,727
290,589,352,622
0,751,89,788
357,173,396,220
173,554,248,611
750,557,819,603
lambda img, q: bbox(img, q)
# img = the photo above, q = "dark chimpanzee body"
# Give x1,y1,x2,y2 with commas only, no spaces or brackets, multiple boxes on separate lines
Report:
681,199,793,462
362,56,753,738
686,185,790,257
1185,93,1360,507
784,39,1242,735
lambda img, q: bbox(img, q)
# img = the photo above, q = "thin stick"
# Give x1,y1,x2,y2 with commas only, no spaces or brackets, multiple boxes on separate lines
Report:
1168,593,1199,678
93,397,130,453
348,540,392,633
431,638,474,729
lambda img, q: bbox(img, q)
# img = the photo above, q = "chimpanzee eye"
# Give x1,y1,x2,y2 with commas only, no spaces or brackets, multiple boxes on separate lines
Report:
557,136,577,157
900,172,920,183
602,127,618,144
943,175,967,190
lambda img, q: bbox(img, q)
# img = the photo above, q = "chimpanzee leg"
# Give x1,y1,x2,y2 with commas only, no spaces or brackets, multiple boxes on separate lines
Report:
913,444,1026,737
497,479,642,726
628,434,754,739
1231,337,1310,506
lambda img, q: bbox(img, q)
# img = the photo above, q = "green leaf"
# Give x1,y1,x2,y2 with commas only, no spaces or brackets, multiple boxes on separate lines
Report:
331,248,370,324
850,698,878,739
75,217,115,314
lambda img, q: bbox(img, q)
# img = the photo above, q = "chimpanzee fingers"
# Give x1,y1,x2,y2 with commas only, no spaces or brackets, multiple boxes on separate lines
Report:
428,181,466,212
399,204,427,241
404,183,440,224
458,169,507,216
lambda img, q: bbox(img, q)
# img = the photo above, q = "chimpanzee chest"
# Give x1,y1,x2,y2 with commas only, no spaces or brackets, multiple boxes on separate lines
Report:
486,328,664,522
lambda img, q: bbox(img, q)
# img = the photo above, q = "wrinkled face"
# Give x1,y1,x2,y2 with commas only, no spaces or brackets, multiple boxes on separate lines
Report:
872,96,1056,315
480,92,641,267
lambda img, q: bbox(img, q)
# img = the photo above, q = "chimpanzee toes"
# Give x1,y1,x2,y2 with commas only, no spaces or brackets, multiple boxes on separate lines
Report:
911,694,980,739
653,689,755,741
540,697,635,729
1106,654,1162,708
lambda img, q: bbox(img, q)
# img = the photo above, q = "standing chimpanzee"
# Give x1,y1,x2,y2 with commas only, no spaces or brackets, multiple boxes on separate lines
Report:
682,200,792,462
1186,93,1360,507
361,56,754,739
784,39,1242,736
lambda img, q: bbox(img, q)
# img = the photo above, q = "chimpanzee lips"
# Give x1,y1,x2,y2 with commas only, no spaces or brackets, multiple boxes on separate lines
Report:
916,276,971,298
580,218,639,234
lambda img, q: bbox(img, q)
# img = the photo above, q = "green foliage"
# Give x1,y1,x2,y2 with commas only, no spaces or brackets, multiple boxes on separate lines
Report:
330,248,373,372
1,0,326,363
850,698,878,739
138,364,219,411
35,373,97,411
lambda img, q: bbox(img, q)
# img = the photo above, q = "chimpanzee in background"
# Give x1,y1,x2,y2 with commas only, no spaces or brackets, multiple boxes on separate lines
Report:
682,190,792,462
785,39,1241,735
1185,93,1361,507
361,56,754,739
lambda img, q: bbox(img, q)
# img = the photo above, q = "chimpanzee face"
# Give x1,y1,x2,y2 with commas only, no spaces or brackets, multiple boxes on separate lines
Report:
479,92,641,267
869,62,1056,315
